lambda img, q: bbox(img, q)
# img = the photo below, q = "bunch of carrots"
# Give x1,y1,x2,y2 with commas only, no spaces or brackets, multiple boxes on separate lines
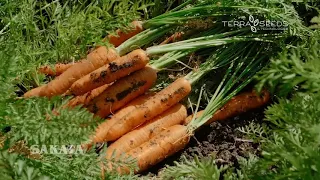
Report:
24,3,285,175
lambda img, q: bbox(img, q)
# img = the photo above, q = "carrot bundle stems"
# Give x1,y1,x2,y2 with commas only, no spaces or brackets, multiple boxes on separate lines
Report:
150,50,194,71
184,43,247,85
115,25,173,56
145,33,277,55
188,43,271,130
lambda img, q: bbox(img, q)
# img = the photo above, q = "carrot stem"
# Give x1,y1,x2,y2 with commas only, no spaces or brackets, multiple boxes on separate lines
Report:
116,25,173,56
150,50,194,71
146,34,278,55
187,42,271,131
185,42,249,85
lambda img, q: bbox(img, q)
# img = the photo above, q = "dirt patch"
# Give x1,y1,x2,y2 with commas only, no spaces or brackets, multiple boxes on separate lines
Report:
143,106,267,176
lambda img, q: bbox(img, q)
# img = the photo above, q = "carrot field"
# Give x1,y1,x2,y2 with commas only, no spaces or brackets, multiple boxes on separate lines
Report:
0,0,320,179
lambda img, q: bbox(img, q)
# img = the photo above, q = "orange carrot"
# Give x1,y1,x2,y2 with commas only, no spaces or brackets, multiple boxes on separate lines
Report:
66,83,111,108
103,21,144,47
90,93,155,145
23,86,45,98
69,49,149,96
160,32,184,45
105,104,187,159
86,66,157,118
33,47,119,97
38,62,78,76
110,90,270,174
95,77,192,142
115,125,189,174
183,90,271,125
39,21,143,76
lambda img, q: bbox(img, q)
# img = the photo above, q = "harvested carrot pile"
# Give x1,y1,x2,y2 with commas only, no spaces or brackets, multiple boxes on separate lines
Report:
1,0,319,179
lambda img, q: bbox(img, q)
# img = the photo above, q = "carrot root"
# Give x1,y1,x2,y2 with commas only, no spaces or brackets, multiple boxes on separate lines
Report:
69,49,149,96
105,104,187,159
184,90,271,125
38,62,77,76
115,125,189,174
87,66,157,118
92,92,155,143
23,86,45,98
160,32,184,45
38,47,119,97
66,83,111,108
104,21,144,47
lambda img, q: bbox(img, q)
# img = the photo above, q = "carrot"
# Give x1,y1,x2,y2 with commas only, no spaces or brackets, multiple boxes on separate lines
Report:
69,49,149,96
91,93,155,144
34,47,119,97
23,86,45,98
183,90,271,125
39,21,143,76
206,89,270,124
105,103,187,159
160,32,184,45
115,125,189,174
80,93,153,151
86,66,157,118
66,83,111,108
103,21,144,47
38,62,78,76
96,77,192,142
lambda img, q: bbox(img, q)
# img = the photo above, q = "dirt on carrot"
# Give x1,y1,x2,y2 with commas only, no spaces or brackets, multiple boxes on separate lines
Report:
87,66,157,118
69,49,149,96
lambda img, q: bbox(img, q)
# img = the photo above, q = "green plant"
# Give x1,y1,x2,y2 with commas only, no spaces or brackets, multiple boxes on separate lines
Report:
159,155,228,179
236,93,320,180
256,33,320,97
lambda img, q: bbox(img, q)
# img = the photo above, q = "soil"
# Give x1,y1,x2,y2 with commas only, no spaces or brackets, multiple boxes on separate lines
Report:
143,105,268,176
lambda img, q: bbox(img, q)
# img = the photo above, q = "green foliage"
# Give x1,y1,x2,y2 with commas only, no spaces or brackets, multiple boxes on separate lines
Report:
159,155,229,179
256,33,320,97
2,97,100,148
0,150,49,180
0,148,140,180
0,0,149,98
236,93,320,179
